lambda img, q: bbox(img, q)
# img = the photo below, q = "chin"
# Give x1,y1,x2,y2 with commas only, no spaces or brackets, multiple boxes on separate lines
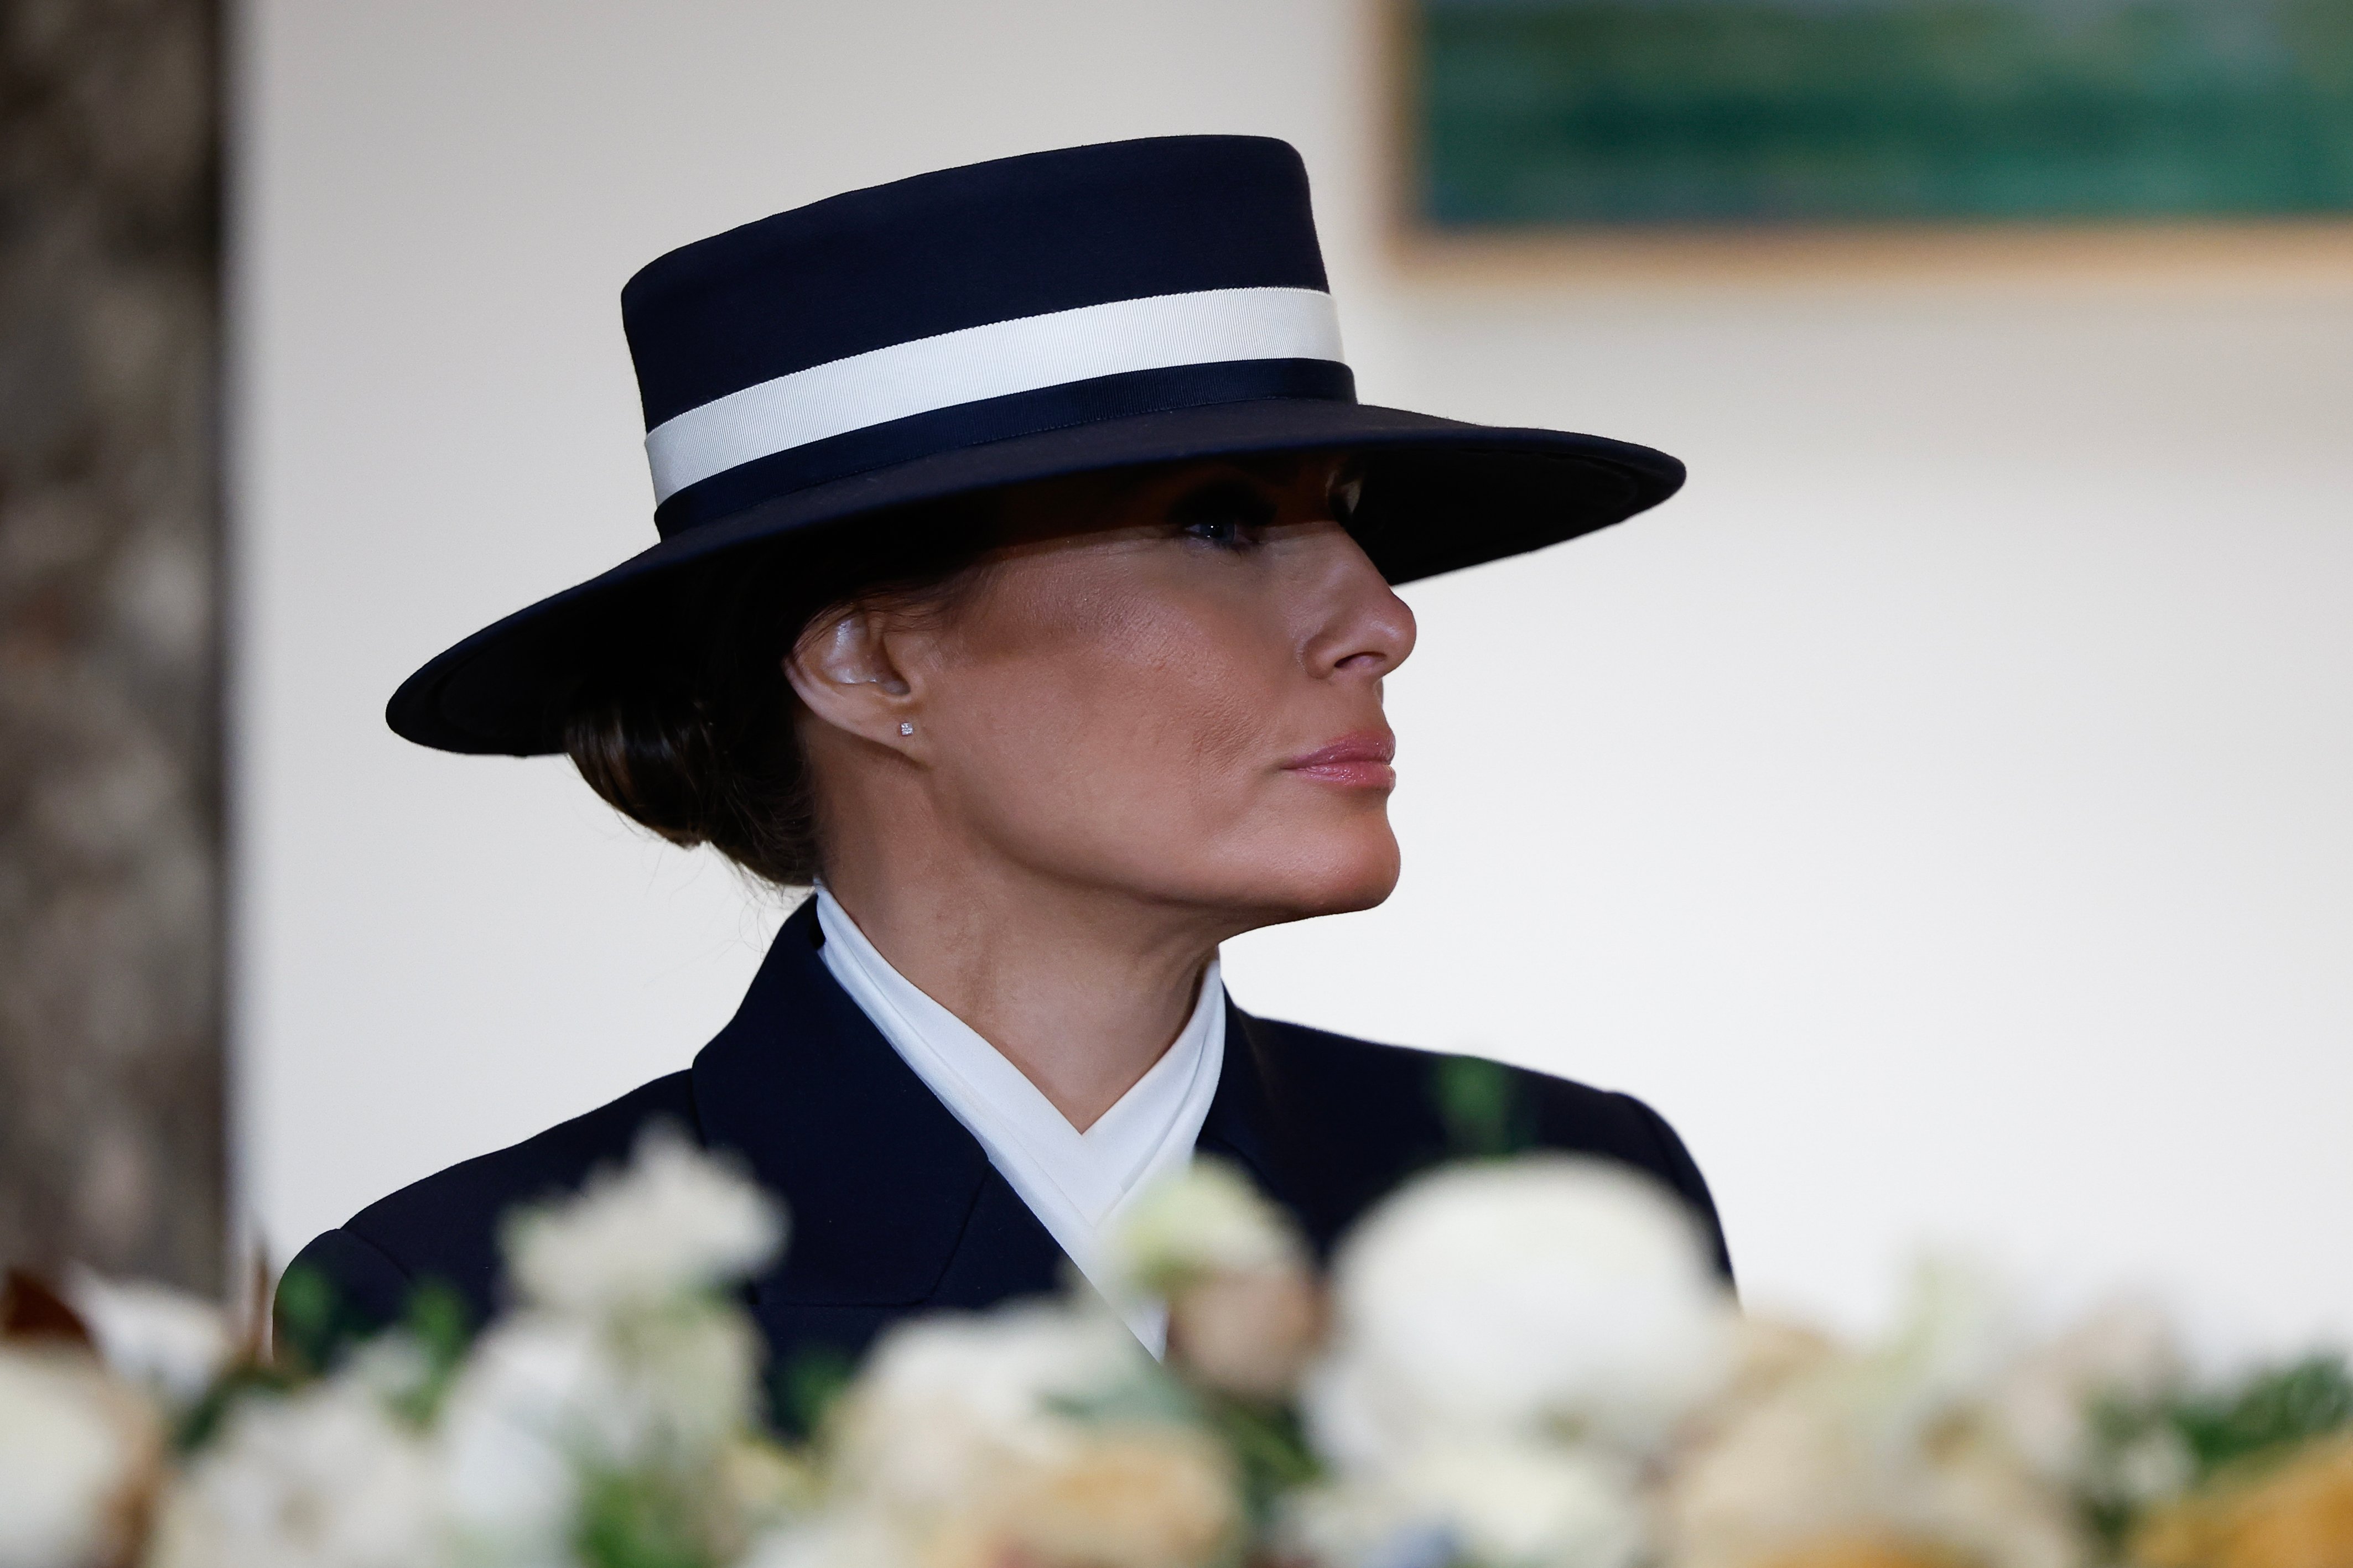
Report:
1230,824,1402,922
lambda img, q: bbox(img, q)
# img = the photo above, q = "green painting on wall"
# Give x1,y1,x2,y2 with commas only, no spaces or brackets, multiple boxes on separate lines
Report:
1412,0,2353,227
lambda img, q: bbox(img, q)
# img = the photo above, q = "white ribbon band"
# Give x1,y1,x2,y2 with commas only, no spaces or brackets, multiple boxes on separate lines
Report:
643,285,1346,503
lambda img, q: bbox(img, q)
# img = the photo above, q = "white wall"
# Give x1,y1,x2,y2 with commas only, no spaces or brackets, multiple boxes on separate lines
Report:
235,0,2353,1355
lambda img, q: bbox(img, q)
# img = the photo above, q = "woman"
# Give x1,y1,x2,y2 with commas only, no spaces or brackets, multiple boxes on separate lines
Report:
284,136,1728,1372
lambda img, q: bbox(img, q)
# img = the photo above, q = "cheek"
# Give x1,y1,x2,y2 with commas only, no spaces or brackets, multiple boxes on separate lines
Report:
940,569,1287,830
922,560,1400,913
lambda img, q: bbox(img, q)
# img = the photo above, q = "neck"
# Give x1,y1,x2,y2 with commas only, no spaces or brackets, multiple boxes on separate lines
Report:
819,855,1225,1132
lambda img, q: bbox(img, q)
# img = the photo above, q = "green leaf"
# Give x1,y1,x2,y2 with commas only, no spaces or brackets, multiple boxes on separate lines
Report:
266,1262,341,1379
1433,1055,1534,1159
2077,1350,2353,1546
174,1361,302,1454
574,1468,718,1568
2172,1353,2353,1477
773,1345,858,1438
387,1280,476,1426
1207,1395,1323,1525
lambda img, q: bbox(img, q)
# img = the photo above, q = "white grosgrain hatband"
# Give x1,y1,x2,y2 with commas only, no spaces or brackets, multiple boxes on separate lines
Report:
643,285,1346,503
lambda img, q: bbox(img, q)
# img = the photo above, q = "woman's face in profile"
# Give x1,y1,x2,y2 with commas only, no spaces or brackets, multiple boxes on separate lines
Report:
903,454,1417,927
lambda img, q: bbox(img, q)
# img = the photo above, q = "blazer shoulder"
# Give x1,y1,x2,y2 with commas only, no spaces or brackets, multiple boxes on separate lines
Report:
298,1069,702,1327
1241,1014,1732,1283
1244,1013,1637,1141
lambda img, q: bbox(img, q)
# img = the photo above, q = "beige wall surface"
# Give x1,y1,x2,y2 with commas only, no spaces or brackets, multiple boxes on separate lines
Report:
236,0,2353,1351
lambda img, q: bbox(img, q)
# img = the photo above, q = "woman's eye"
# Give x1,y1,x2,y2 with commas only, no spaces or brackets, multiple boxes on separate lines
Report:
1183,514,1251,548
1170,480,1275,550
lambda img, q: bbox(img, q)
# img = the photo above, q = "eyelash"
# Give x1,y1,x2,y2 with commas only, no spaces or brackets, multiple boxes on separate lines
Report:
1174,473,1362,550
1182,514,1262,551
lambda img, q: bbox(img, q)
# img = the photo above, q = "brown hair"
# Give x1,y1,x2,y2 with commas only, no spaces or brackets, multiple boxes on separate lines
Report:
562,496,998,887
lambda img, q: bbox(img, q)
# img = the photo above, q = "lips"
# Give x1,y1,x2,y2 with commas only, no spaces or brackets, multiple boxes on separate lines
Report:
1283,730,1397,789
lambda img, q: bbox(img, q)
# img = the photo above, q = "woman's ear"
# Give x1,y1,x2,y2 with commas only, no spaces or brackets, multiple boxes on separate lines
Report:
783,607,921,747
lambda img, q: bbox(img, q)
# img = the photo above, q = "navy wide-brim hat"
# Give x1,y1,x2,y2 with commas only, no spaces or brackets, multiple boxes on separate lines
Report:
389,136,1685,754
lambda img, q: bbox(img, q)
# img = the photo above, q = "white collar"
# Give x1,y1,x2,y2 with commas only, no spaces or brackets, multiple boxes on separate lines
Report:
810,887,1225,1351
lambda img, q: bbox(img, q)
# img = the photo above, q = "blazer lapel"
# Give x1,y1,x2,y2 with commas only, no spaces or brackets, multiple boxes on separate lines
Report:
689,902,1066,1340
1197,1001,1356,1256
694,914,1330,1366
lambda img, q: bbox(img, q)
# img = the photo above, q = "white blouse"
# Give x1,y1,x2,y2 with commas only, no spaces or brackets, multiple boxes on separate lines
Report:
811,887,1225,1351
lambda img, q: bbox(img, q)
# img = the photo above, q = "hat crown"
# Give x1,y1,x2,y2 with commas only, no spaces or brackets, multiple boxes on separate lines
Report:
621,136,1332,433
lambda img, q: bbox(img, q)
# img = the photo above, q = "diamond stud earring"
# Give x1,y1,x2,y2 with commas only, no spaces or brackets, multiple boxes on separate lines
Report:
898,722,915,736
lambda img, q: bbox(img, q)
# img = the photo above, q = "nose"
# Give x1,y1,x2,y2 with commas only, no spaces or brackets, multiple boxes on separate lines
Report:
1300,524,1417,681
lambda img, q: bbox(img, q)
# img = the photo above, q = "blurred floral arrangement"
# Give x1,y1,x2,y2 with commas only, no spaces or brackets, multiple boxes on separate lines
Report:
3,1131,2349,1568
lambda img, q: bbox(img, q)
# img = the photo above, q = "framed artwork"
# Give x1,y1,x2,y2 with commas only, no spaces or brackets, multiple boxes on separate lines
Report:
1394,0,2353,273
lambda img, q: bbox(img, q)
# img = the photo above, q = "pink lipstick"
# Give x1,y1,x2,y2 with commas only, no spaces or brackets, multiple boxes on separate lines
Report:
1283,730,1396,789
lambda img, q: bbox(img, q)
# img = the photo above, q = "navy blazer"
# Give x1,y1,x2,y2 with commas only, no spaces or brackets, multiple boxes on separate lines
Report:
285,902,1730,1374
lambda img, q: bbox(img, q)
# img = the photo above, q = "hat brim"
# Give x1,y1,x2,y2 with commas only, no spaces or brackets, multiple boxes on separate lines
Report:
388,399,1684,754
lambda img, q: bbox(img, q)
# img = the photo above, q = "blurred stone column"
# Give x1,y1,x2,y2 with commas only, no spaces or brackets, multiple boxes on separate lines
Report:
0,0,222,1291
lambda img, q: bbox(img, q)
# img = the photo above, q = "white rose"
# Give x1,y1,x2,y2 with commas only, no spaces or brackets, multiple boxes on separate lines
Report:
148,1380,445,1568
0,1348,159,1568
1166,1264,1324,1402
1663,1277,2091,1568
830,1303,1152,1519
1846,1257,2016,1445
995,1425,1242,1568
1908,1423,2087,1568
742,1507,903,1568
1113,1160,1303,1293
1661,1375,1885,1568
1286,1441,1643,1568
1988,1299,2181,1484
506,1126,784,1316
68,1269,231,1411
607,1301,766,1452
1115,1161,1324,1400
1306,1157,1733,1471
433,1317,605,1566
435,1297,762,1562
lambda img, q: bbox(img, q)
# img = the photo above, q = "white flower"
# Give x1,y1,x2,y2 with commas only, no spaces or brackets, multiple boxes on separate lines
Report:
1909,1424,2087,1568
994,1425,1242,1568
0,1348,159,1568
68,1268,231,1411
1663,1369,1884,1568
435,1134,776,1568
1988,1298,2183,1485
822,1303,1235,1568
147,1379,446,1568
1306,1157,1734,1471
432,1317,605,1566
1166,1264,1324,1402
830,1302,1153,1519
1286,1441,1643,1568
433,1297,762,1563
2100,1428,2195,1506
1116,1161,1323,1400
1846,1256,2017,1445
742,1508,902,1568
1663,1358,2082,1568
607,1299,766,1453
1112,1160,1303,1294
506,1126,784,1316
1660,1277,2092,1568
